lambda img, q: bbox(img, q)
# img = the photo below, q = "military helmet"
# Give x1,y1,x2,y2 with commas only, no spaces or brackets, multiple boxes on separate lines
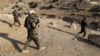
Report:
29,9,36,14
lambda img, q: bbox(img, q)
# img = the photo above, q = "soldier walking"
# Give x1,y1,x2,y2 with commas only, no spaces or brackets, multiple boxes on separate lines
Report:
12,8,21,27
22,10,46,53
78,16,87,37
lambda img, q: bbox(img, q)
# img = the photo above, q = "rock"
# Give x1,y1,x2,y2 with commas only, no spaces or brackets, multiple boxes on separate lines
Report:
70,21,78,30
49,22,53,25
74,48,77,51
72,38,77,41
53,24,57,27
47,14,56,18
40,4,55,10
58,16,61,19
49,22,58,27
40,16,42,18
19,0,23,2
28,2,38,9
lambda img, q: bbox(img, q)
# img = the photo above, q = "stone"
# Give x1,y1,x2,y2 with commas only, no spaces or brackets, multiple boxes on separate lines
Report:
72,38,77,41
49,22,58,27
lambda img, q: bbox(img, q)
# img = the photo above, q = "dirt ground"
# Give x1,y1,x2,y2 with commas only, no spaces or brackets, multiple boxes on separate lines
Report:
0,9,100,56
0,0,100,56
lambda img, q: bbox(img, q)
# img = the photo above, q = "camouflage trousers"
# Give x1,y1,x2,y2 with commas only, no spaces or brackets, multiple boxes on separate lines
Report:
23,29,40,50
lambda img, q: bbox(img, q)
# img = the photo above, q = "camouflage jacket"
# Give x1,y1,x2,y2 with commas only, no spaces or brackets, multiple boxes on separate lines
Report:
24,16,39,30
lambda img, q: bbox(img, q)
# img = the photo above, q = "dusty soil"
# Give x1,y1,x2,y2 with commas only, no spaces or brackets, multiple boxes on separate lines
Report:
0,9,100,56
0,0,100,56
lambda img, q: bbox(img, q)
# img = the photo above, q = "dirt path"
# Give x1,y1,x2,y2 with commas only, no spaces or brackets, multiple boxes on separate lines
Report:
0,14,100,56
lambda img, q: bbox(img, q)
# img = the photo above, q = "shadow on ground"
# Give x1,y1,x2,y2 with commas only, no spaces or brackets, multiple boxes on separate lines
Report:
48,26,75,35
0,19,12,28
40,14,56,18
75,35,100,48
62,16,81,24
0,33,37,52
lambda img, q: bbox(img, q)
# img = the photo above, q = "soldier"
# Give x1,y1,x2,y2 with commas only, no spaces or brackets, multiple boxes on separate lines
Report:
22,10,46,53
78,16,87,37
12,8,21,27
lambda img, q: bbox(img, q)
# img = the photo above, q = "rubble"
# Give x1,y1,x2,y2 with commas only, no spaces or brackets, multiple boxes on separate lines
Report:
49,22,58,27
28,2,38,9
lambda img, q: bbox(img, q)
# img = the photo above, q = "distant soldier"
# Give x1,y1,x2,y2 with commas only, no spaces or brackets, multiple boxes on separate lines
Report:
78,16,87,37
22,10,46,53
12,8,21,27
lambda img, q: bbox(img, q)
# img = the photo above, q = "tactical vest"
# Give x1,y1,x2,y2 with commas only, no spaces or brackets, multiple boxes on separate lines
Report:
24,16,38,30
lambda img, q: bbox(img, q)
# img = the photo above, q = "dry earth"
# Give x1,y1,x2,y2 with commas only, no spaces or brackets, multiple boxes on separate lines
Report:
0,10,100,56
0,0,100,56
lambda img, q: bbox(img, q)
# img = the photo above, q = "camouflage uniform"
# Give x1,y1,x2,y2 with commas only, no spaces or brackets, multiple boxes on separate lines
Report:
12,10,21,26
23,16,40,50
